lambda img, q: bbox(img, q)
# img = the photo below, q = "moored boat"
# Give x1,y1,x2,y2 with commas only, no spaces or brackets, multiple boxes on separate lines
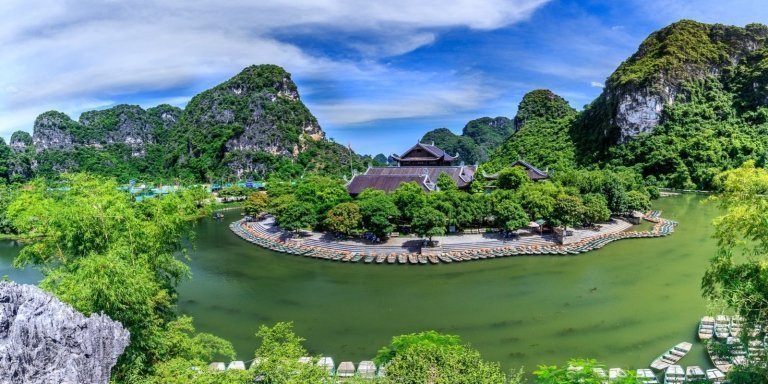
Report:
706,368,726,383
698,316,715,340
706,341,733,373
730,315,744,337
663,365,684,384
636,368,659,384
608,368,626,381
715,315,730,339
685,366,705,382
650,342,692,371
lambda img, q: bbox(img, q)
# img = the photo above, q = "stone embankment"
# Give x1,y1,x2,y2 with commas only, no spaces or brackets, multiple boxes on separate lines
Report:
230,211,677,265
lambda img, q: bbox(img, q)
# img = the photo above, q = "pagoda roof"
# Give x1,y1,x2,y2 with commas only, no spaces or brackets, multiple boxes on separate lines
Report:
346,174,434,195
484,160,549,181
390,142,458,163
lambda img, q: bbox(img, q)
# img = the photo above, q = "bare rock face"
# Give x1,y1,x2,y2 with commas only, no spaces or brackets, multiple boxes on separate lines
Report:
32,112,76,152
614,84,677,143
0,282,130,384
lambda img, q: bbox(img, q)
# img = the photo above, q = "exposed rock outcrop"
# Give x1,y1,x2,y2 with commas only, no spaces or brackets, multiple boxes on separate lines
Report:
592,20,768,143
9,131,32,153
0,282,129,384
172,64,326,178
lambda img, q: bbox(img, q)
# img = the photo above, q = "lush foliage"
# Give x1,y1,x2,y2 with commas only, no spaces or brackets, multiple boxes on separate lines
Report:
702,162,768,381
421,117,515,164
375,331,519,384
486,90,578,173
7,174,232,382
534,359,639,383
244,192,269,216
325,202,363,236
411,207,448,242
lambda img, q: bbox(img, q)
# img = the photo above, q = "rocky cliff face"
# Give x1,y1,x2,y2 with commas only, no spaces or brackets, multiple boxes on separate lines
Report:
32,111,76,152
0,282,129,384
593,20,768,143
171,64,326,179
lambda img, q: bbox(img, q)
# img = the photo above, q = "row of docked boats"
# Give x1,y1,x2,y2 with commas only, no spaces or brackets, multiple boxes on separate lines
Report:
698,315,752,341
229,213,678,265
648,342,727,383
210,356,386,378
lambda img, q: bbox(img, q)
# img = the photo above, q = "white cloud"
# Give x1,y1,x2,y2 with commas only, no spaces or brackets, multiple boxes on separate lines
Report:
0,0,550,137
590,81,605,88
312,72,500,125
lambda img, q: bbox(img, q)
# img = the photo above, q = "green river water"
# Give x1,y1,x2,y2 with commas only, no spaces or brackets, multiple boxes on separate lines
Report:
0,194,720,373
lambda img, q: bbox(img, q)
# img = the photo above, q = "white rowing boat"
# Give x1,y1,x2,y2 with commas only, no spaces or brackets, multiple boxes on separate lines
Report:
685,366,705,382
664,365,684,384
698,316,714,340
650,342,692,371
636,368,659,384
715,315,730,339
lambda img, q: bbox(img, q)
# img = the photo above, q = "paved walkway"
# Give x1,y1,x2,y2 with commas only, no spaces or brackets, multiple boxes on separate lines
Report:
229,210,676,265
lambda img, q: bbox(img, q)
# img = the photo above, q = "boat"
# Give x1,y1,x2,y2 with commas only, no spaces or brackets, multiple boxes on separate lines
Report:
663,365,684,384
715,315,730,339
398,254,408,264
375,254,387,264
418,255,428,264
706,368,726,384
706,341,733,373
730,315,744,337
387,254,397,263
592,367,607,379
685,366,705,382
650,342,692,370
427,254,439,264
608,368,626,381
437,254,452,263
408,254,419,264
363,255,375,263
636,368,659,384
351,254,363,262
698,316,715,340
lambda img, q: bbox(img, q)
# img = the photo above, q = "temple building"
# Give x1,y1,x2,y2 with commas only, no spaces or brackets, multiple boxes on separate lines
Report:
483,160,550,182
346,142,477,196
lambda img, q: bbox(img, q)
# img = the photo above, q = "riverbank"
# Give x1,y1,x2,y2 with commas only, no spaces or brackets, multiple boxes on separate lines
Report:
228,211,677,264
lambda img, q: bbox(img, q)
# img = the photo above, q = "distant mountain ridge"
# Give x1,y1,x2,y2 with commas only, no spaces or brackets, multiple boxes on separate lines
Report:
5,65,366,182
420,117,515,164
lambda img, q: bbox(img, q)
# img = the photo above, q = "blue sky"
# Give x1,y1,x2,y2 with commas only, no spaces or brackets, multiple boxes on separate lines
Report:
1,0,767,156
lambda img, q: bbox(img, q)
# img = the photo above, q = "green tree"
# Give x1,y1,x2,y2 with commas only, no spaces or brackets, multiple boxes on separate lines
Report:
548,195,584,231
534,358,638,384
294,176,350,218
357,189,399,238
581,193,611,225
7,174,231,381
268,194,297,218
436,172,458,191
250,322,327,384
702,161,768,381
496,167,531,190
244,192,269,217
377,331,514,384
324,202,362,236
276,201,317,233
625,190,651,212
518,182,560,220
411,207,448,244
494,200,529,231
390,182,427,223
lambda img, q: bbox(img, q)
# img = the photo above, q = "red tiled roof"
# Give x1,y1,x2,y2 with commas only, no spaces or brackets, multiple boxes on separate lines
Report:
346,175,432,195
365,166,477,187
391,142,458,163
